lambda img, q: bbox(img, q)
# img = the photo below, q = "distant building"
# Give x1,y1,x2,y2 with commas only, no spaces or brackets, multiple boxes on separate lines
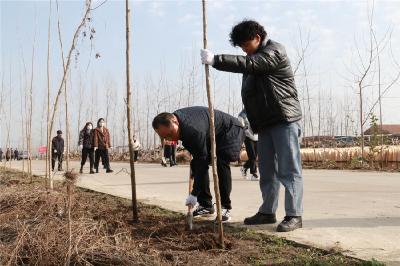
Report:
364,124,400,136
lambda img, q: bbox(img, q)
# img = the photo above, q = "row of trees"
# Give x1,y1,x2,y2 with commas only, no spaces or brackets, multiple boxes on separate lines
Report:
1,1,399,163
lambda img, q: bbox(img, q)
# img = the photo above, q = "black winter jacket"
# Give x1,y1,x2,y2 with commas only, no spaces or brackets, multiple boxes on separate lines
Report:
174,106,244,196
78,129,93,149
213,38,302,132
52,136,64,154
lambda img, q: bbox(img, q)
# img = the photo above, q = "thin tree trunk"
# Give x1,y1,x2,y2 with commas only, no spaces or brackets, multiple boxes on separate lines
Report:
46,0,52,188
201,0,224,248
56,0,71,171
125,0,138,222
48,0,92,189
28,29,36,181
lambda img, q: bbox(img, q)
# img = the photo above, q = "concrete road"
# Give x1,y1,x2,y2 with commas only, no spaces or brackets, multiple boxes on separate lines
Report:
6,160,400,265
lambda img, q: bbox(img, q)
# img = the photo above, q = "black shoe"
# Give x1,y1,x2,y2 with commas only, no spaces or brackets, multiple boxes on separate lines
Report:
244,212,276,225
58,168,63,171
277,216,302,232
79,168,83,174
214,208,231,223
90,169,95,174
95,168,99,173
193,205,215,217
106,169,114,173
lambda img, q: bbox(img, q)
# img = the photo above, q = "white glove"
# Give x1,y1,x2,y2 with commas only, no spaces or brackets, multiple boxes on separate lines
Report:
94,147,98,151
185,194,197,207
79,145,83,149
54,149,57,153
200,49,214,65
109,146,113,150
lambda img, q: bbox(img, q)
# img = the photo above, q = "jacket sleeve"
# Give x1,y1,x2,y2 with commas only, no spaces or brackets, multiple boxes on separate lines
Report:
61,139,64,152
213,51,281,75
78,131,83,146
107,129,112,147
93,131,98,148
51,138,55,151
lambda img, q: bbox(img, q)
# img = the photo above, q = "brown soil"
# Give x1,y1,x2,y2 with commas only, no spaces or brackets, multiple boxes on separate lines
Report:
0,167,379,265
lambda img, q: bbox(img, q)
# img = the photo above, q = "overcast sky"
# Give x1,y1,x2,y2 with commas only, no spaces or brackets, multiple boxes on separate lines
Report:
1,0,400,150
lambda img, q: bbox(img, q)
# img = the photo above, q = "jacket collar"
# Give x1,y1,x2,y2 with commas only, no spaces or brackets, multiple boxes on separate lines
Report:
256,37,270,53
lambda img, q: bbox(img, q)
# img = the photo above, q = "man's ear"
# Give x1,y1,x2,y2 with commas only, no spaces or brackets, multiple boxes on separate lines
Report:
171,116,179,126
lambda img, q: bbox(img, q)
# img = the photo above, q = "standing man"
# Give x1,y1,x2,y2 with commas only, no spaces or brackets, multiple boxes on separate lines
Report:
78,122,95,174
170,140,177,166
133,138,141,162
93,118,113,173
152,106,244,222
52,130,65,171
238,109,259,181
5,148,11,161
14,148,19,160
0,148,3,162
201,20,303,232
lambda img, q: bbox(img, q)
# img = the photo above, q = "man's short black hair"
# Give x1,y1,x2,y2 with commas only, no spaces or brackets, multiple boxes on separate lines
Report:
152,112,175,129
229,19,267,47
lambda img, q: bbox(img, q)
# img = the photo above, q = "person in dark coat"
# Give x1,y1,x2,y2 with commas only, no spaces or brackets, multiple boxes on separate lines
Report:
162,139,171,167
238,109,259,180
78,122,95,174
52,130,64,171
152,106,244,223
170,140,177,166
14,149,19,160
201,20,304,232
10,148,14,160
93,118,113,173
133,138,141,162
0,148,3,162
5,148,11,161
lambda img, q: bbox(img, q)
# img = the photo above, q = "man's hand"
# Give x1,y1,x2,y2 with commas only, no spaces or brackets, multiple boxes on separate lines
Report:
79,145,83,149
185,194,197,207
200,49,214,65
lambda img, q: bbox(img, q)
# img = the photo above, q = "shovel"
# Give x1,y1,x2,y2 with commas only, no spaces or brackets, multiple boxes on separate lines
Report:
186,170,194,230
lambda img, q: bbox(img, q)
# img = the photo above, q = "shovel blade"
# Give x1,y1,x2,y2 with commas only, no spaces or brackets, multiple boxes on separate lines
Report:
186,212,193,230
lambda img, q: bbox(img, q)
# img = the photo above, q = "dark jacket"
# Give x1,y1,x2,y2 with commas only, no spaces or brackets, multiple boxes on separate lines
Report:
213,38,302,133
93,127,111,150
78,129,93,149
52,136,64,154
174,106,244,196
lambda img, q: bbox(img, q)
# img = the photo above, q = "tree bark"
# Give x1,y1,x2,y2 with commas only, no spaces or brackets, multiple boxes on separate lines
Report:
125,0,138,222
201,0,224,248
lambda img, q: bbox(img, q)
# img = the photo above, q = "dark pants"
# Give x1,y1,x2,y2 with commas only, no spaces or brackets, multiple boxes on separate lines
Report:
134,150,139,162
194,158,232,210
243,137,257,174
171,144,176,165
52,152,63,170
81,148,94,169
94,149,110,170
164,145,175,166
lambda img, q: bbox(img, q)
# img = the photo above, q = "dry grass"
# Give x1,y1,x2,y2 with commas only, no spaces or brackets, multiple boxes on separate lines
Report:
0,167,378,266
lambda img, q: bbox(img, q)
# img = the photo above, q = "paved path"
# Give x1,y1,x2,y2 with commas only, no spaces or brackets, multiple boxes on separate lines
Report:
6,160,400,265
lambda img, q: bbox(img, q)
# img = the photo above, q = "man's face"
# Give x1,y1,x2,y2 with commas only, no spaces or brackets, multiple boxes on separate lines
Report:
57,134,62,138
155,117,180,141
240,34,261,55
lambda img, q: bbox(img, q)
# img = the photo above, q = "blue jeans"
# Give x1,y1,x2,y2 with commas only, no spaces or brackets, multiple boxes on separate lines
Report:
257,121,303,216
